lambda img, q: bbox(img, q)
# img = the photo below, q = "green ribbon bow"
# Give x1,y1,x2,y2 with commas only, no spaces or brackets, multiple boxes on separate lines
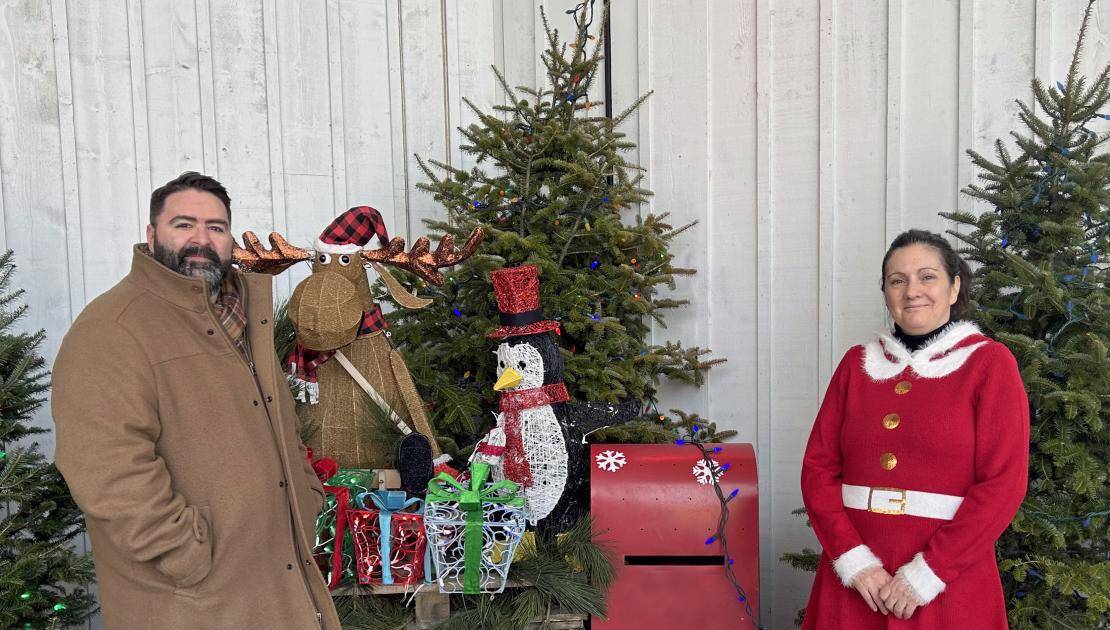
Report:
426,462,524,593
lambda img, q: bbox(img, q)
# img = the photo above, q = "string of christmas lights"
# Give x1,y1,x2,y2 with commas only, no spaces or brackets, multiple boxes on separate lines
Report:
675,428,765,629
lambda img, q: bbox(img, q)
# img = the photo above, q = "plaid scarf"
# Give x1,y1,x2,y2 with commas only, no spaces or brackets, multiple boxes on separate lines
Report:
285,303,389,403
213,276,250,359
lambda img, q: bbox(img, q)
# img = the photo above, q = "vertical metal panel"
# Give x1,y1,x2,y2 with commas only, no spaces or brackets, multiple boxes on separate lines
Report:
0,0,72,454
898,0,961,235
830,0,889,356
140,0,206,183
208,0,273,229
275,0,338,293
766,1,822,626
647,0,711,419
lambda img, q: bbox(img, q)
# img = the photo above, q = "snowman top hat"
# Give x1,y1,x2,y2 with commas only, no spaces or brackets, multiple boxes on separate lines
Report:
487,264,561,340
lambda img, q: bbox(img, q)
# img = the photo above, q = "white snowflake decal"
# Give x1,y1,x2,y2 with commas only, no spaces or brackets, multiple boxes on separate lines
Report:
595,450,627,472
692,458,725,485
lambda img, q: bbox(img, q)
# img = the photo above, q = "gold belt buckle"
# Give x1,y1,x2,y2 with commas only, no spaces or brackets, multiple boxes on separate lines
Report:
868,487,907,515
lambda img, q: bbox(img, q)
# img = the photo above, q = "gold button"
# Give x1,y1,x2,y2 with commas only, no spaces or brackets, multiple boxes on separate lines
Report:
880,452,898,470
882,413,901,429
894,380,912,395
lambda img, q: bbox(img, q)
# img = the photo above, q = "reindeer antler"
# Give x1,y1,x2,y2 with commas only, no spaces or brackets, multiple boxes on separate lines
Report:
360,227,484,285
232,231,312,275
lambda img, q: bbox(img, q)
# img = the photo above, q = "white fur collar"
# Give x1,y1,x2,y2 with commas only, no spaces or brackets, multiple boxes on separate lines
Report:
861,320,988,381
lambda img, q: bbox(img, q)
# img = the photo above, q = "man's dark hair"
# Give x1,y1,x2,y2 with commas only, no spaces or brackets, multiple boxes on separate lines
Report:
150,171,231,225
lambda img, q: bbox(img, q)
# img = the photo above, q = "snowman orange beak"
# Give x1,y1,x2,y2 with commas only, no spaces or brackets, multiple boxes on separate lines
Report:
494,367,523,391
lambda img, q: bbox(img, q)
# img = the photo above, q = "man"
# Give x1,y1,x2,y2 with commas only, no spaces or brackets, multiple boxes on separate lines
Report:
52,172,342,629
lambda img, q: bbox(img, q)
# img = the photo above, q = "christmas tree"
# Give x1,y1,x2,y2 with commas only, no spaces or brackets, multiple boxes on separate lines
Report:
358,4,731,626
377,5,729,461
941,3,1109,627
0,250,96,628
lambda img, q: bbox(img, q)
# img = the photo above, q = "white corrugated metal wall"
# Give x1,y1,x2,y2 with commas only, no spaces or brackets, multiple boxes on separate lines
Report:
1,1,1107,627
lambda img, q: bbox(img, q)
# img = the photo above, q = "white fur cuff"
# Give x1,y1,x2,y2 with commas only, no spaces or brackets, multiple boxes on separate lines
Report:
896,552,946,604
833,544,883,587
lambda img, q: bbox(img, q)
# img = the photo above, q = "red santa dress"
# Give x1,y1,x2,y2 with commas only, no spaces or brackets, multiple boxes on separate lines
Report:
801,321,1029,629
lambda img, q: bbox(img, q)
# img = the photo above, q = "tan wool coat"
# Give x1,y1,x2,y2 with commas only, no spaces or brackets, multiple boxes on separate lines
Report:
52,245,342,629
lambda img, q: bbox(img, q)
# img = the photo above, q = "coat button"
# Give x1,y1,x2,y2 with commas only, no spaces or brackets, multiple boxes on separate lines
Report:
278,480,285,487
880,452,898,470
261,319,268,325
253,400,260,406
882,413,901,429
894,380,912,395
266,395,273,402
206,329,214,336
287,563,294,570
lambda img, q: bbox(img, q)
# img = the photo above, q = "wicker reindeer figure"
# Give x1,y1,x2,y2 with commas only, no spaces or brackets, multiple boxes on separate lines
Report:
233,206,483,482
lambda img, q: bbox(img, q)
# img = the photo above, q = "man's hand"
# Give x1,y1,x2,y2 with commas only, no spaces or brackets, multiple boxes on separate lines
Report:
851,565,893,614
879,574,921,619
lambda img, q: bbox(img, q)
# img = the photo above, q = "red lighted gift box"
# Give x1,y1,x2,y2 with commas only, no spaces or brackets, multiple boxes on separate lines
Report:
590,443,759,629
347,492,429,586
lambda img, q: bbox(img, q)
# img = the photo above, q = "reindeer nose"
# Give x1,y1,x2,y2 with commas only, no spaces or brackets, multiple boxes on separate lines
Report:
288,272,365,351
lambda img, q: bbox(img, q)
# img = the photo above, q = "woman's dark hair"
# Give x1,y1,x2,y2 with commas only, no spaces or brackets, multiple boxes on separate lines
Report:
881,229,972,320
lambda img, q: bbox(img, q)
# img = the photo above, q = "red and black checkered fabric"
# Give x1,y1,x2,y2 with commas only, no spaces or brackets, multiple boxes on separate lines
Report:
318,206,390,250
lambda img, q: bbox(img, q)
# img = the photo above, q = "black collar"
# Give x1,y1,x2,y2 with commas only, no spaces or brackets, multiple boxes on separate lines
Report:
893,318,953,353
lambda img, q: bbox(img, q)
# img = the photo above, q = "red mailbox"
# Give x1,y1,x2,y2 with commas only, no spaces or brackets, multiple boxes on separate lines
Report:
590,443,759,629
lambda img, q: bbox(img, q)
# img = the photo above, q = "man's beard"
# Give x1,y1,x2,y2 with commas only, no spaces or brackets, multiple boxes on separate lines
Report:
151,238,230,296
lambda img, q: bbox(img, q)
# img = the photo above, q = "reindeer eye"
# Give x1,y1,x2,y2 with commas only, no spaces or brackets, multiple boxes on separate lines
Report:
338,255,351,266
317,253,332,264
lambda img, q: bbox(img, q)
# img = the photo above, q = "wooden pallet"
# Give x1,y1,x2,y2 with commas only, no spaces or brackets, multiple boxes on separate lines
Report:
331,583,587,629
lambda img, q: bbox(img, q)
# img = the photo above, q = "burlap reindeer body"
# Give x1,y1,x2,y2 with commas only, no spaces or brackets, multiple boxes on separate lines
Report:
233,207,483,471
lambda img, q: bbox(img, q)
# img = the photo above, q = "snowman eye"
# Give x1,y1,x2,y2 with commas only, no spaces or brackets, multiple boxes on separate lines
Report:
338,254,352,266
499,361,505,368
518,361,526,370
317,253,331,264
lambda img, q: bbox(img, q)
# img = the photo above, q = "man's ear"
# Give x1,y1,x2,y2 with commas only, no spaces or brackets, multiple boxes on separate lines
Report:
146,224,155,249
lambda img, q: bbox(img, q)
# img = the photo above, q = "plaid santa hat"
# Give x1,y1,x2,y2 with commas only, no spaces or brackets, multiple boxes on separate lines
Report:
314,205,390,254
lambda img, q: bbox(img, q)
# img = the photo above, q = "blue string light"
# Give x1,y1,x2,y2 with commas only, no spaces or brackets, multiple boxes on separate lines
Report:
452,308,462,317
678,436,764,629
590,260,600,270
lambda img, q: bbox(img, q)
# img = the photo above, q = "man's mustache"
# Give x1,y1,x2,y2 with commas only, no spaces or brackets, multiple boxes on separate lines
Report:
178,245,221,266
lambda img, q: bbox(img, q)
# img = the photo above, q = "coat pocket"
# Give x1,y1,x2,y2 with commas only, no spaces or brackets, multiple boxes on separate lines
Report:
172,505,214,598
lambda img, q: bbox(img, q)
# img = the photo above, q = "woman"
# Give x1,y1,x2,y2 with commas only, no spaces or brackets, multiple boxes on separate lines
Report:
800,229,1029,629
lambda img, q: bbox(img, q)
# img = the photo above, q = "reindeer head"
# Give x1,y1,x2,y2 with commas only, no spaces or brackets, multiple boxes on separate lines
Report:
233,206,483,352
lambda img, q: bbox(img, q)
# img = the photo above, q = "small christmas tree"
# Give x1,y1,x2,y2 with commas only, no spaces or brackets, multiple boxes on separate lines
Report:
379,5,729,459
941,3,1109,627
0,250,96,628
